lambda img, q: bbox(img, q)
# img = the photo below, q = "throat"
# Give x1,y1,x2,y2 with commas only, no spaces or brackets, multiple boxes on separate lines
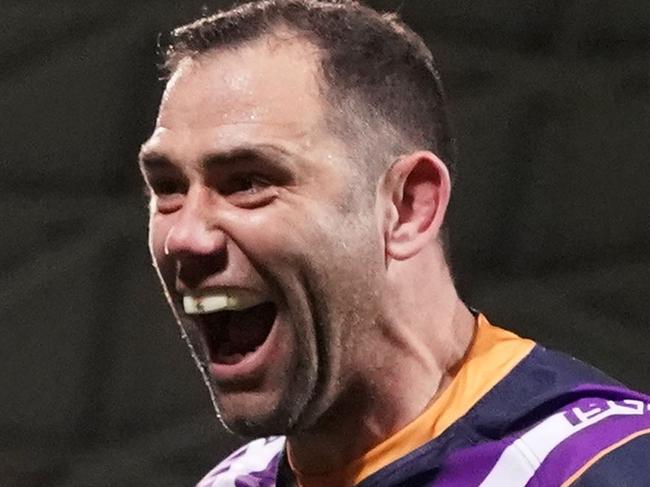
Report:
285,362,457,482
285,383,388,478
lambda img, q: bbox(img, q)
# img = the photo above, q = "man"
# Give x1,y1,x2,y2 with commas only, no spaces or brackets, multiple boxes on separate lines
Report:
138,1,650,485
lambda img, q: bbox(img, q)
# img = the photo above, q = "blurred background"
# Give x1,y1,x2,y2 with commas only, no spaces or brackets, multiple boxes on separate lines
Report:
1,0,649,485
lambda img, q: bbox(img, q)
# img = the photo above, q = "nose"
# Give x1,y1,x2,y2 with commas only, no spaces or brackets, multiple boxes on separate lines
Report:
164,189,227,288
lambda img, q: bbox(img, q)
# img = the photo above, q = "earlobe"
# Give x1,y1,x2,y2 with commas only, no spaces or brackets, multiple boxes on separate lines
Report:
383,151,450,261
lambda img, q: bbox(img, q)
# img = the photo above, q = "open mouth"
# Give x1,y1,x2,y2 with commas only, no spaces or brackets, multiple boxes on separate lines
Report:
195,302,277,365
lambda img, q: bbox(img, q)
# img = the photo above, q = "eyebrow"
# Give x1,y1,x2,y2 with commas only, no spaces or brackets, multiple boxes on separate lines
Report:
201,145,296,172
138,152,172,173
138,144,297,174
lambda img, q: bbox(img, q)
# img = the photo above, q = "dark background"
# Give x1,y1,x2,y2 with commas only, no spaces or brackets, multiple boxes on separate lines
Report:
2,1,649,485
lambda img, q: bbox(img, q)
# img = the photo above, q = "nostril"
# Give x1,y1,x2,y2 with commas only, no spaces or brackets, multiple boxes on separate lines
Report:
177,252,229,289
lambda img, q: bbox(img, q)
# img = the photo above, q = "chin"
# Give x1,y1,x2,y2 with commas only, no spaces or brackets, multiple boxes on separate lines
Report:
214,394,303,438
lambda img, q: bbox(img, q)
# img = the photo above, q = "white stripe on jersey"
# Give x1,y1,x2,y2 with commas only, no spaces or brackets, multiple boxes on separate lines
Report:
479,399,647,487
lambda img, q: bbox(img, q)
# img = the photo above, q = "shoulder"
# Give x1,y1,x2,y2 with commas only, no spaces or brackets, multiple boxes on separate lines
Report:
480,385,650,487
197,436,286,487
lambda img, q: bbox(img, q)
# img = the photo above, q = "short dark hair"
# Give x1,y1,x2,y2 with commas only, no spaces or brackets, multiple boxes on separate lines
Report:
163,0,457,187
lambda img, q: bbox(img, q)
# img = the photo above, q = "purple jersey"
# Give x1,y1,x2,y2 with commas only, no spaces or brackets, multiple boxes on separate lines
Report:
198,323,650,487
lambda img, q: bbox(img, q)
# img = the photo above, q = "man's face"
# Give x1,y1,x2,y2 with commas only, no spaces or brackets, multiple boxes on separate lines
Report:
140,37,386,436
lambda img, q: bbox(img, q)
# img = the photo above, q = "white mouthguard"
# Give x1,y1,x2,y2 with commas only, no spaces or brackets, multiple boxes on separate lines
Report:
183,290,263,315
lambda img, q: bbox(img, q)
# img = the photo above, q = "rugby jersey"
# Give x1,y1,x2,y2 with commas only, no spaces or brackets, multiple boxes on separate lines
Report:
198,315,650,486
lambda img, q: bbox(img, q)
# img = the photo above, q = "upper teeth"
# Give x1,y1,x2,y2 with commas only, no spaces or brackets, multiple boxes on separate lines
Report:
183,290,264,315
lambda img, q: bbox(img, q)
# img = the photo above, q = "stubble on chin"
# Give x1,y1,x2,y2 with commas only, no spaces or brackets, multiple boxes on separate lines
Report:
181,320,318,437
205,371,315,438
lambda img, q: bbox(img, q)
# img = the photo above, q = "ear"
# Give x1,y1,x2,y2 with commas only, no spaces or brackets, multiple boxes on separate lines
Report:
379,151,451,260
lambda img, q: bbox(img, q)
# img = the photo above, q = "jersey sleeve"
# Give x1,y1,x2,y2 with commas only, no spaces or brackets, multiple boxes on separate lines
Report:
568,431,650,487
479,392,650,487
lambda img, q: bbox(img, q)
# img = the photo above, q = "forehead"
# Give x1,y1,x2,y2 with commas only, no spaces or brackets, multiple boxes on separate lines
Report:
151,35,326,152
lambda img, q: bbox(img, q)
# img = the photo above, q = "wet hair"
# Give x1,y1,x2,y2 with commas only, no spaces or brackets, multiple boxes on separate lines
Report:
163,0,457,186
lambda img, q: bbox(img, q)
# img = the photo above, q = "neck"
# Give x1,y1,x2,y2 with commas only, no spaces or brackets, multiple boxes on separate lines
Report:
287,251,475,475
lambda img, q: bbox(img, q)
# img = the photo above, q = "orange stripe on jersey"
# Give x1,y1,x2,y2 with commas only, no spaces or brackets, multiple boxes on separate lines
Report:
291,315,535,487
561,428,650,487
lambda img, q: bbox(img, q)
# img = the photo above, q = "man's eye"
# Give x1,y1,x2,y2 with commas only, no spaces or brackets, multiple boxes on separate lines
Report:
226,175,269,194
150,179,184,195
224,174,277,208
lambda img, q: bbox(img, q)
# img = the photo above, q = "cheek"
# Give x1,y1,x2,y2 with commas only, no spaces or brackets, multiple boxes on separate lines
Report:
222,208,312,262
